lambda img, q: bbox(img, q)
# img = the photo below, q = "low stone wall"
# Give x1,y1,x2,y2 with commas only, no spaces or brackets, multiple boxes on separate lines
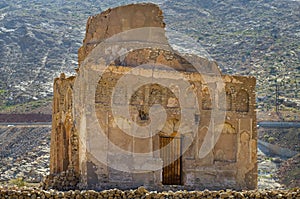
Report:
0,186,299,198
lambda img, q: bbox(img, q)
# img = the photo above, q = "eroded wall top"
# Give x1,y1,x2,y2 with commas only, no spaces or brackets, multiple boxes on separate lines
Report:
78,3,165,66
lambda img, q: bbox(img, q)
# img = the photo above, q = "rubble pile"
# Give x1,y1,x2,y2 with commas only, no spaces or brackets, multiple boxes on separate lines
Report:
0,186,299,199
41,169,79,191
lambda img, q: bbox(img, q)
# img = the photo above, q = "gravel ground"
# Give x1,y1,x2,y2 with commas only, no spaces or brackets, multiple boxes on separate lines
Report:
0,126,50,183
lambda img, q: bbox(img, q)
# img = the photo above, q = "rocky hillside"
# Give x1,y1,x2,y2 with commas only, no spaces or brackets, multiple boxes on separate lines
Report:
258,127,300,189
277,154,300,189
162,0,300,118
0,126,50,183
0,0,299,119
259,127,300,152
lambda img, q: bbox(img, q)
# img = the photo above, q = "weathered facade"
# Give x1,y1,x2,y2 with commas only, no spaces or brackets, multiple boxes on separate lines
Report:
47,3,257,191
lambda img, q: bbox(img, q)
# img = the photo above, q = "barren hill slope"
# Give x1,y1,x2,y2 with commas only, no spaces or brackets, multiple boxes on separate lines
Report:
0,126,50,183
0,0,299,119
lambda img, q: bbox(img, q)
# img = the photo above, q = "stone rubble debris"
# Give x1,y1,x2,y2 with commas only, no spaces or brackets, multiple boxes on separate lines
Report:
0,186,299,199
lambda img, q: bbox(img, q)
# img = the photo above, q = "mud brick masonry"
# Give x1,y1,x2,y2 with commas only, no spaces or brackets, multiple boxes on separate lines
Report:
47,3,257,191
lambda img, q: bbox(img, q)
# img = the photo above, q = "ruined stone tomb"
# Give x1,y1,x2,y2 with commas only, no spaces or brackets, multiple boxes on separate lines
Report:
48,3,257,191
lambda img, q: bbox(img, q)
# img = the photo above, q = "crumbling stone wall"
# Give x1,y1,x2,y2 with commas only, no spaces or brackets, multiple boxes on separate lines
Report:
90,63,257,190
78,3,165,66
48,73,79,189
48,3,257,191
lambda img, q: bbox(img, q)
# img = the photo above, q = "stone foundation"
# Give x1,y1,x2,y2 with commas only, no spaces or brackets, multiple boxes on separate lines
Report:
41,169,79,191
